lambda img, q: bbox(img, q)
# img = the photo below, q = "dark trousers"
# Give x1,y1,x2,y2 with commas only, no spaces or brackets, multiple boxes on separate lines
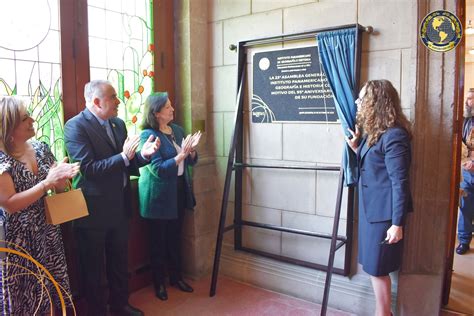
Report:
75,220,129,316
458,190,474,244
459,170,474,244
148,176,185,287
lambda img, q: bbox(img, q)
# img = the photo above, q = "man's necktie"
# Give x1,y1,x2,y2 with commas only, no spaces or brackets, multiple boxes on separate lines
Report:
104,120,128,187
104,120,117,149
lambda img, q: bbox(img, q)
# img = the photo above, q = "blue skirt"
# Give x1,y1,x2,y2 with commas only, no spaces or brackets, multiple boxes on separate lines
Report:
358,202,404,276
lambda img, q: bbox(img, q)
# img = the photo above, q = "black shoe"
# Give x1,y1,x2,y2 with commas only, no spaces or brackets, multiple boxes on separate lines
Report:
109,303,144,316
155,284,168,301
170,279,194,293
456,243,470,255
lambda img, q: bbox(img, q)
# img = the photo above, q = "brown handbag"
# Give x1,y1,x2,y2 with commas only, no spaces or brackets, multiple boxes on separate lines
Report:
44,182,89,225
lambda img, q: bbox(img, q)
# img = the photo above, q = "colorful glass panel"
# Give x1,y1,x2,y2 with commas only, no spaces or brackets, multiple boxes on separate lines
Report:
0,0,65,160
88,0,154,135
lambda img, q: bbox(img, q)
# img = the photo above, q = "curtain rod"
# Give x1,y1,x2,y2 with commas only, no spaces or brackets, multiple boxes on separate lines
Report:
229,24,373,51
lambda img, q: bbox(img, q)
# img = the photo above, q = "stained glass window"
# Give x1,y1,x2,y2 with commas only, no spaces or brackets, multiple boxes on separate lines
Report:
88,0,154,135
0,0,65,159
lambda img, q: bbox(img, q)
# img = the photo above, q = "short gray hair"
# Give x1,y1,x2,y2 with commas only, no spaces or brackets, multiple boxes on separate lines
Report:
84,80,111,107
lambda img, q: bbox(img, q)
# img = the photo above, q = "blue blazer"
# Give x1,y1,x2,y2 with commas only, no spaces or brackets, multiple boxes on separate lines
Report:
357,127,413,225
64,108,149,228
138,124,197,219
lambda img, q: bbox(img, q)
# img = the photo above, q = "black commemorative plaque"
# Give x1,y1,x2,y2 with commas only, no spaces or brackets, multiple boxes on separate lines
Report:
252,46,338,123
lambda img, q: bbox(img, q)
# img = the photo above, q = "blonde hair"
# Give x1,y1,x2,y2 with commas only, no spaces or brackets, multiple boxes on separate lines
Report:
356,80,412,147
0,96,27,155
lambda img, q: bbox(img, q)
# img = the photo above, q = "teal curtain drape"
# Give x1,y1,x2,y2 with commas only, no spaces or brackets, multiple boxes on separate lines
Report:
317,28,358,186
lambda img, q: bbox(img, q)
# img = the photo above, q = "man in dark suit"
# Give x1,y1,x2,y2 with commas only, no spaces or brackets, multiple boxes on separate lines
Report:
64,80,160,316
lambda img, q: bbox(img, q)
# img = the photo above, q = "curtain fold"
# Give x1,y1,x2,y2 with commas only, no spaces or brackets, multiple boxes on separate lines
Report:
317,28,358,186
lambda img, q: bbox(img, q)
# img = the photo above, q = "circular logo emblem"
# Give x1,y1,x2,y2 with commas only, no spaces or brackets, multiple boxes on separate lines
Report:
258,57,270,71
420,10,462,52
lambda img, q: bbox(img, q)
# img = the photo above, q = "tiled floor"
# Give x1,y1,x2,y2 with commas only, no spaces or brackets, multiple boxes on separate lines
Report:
444,239,474,315
129,276,355,316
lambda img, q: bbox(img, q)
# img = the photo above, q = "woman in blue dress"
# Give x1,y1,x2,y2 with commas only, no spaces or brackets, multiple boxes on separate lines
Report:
346,80,413,316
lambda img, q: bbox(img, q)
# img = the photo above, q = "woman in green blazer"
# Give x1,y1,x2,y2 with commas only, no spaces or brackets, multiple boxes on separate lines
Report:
138,92,199,301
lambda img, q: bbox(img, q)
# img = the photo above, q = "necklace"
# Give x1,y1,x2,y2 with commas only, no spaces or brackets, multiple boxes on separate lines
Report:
159,125,172,135
160,126,177,146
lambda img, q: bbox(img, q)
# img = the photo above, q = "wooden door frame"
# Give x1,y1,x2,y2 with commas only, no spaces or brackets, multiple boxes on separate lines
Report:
154,0,176,104
442,0,466,306
61,0,175,121
60,0,90,122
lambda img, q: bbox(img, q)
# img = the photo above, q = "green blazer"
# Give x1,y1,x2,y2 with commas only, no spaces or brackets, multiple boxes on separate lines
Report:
138,124,197,219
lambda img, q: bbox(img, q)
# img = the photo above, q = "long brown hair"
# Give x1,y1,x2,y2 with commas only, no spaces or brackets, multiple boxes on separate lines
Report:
0,96,25,155
356,80,412,146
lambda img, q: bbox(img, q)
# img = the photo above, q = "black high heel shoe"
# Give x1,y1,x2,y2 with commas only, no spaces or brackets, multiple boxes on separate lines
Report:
155,283,168,300
170,279,194,293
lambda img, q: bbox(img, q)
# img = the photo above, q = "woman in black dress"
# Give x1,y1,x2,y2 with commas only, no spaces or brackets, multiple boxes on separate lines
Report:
346,80,412,316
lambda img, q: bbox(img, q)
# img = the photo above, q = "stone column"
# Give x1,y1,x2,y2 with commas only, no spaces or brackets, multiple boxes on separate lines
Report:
174,0,220,278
